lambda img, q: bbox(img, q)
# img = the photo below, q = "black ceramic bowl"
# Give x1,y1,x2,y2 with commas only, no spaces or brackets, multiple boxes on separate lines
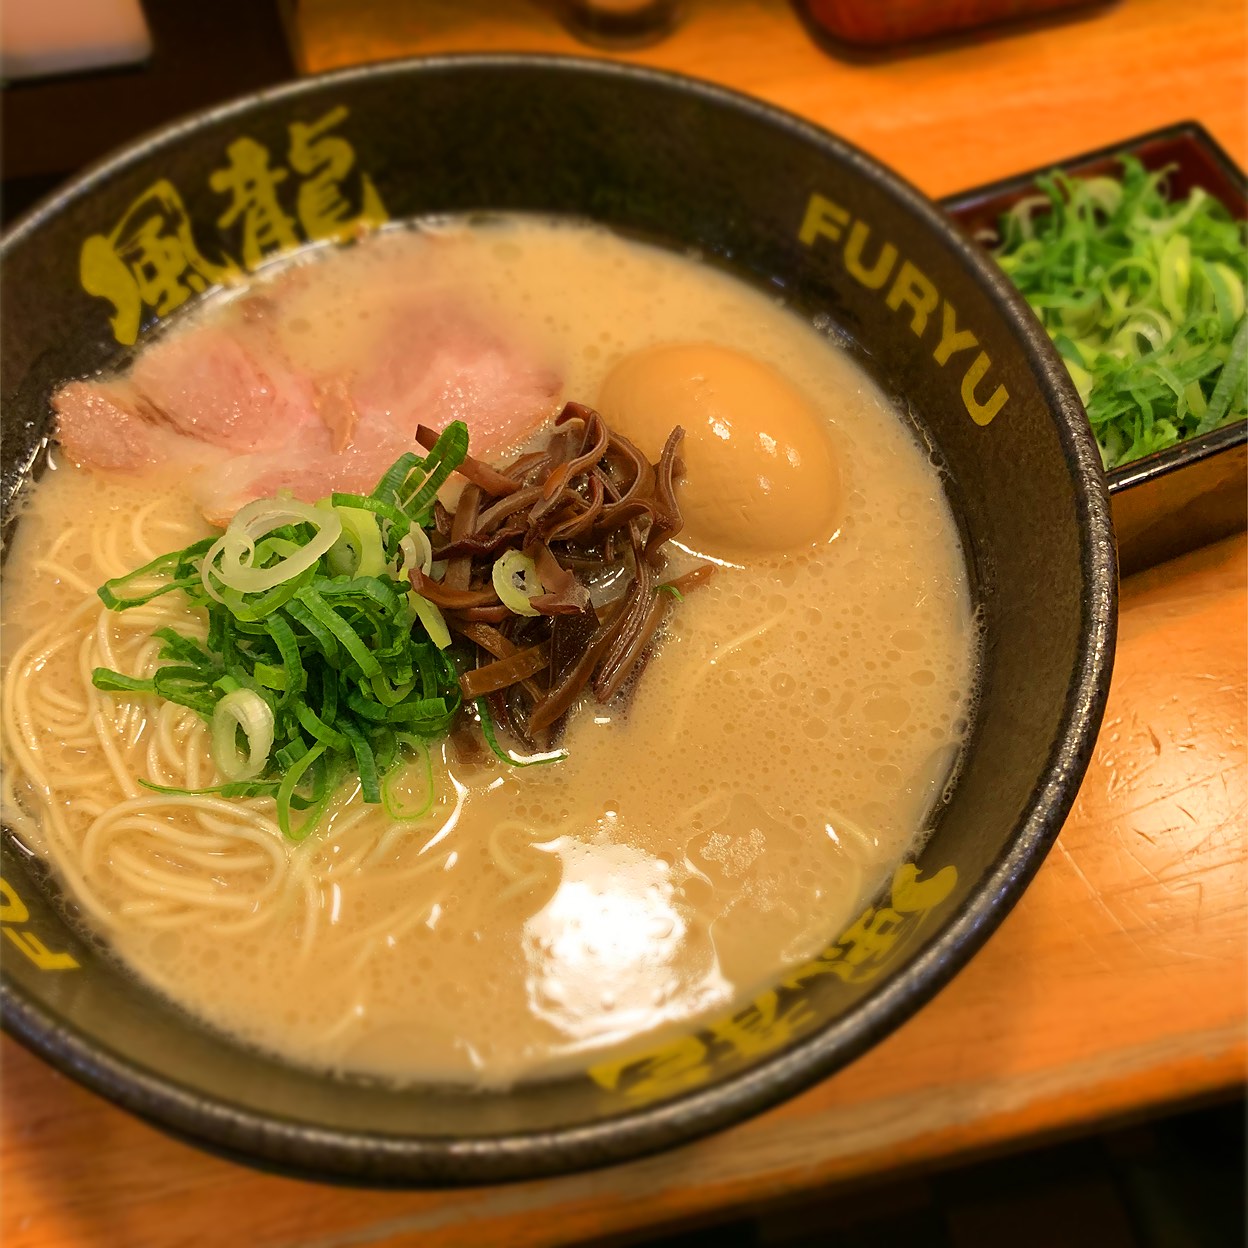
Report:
0,55,1116,1185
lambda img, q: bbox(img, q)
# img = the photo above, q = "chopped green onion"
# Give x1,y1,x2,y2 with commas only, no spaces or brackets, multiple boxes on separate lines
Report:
97,538,215,610
992,155,1248,469
409,591,451,650
338,718,381,804
138,777,279,800
91,669,156,696
370,452,423,503
325,504,387,578
492,550,543,617
475,697,566,767
398,525,433,577
381,743,435,821
202,499,341,600
275,741,331,841
211,688,275,782
91,426,472,841
398,421,469,522
295,700,349,751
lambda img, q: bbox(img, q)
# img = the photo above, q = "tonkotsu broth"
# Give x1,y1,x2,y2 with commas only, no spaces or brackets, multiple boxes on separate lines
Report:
2,220,976,1086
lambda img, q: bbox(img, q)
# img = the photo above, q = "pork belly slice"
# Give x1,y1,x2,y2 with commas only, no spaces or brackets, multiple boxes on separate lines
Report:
128,323,325,455
191,433,418,526
347,302,562,450
53,379,228,475
53,320,328,475
52,301,563,522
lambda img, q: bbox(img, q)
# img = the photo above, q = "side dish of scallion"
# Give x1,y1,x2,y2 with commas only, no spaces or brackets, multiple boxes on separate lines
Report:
992,155,1248,469
93,425,476,840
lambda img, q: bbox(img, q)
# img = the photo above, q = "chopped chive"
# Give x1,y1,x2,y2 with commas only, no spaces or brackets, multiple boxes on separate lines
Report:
91,427,475,841
992,154,1248,468
475,697,567,768
398,420,469,522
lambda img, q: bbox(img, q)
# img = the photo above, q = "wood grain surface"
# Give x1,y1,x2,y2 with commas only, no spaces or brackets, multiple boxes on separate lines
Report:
4,1,1246,1245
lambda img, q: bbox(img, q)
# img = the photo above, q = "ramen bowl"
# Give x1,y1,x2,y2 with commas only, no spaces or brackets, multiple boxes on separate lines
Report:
0,55,1116,1184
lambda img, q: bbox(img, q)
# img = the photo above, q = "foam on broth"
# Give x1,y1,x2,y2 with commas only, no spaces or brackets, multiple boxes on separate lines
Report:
2,220,976,1086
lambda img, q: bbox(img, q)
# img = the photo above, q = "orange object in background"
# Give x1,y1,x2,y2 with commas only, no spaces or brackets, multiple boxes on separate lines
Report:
798,0,1106,47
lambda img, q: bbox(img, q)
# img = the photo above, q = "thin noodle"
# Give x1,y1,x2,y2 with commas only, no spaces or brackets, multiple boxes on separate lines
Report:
0,222,974,1086
31,560,96,596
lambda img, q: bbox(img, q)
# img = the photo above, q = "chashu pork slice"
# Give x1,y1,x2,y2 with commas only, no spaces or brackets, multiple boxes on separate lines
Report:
53,298,562,524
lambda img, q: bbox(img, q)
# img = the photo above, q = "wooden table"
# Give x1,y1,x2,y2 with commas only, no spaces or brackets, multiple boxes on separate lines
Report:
4,2,1245,1245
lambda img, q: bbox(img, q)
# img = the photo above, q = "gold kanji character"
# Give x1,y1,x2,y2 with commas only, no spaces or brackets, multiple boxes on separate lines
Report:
288,105,387,243
79,180,237,345
779,947,858,992
836,902,907,974
589,1033,712,1102
782,864,960,991
710,990,814,1059
825,863,960,983
210,137,298,269
891,862,957,914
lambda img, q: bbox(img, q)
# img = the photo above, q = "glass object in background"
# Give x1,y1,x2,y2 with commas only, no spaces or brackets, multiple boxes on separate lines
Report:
552,0,682,48
797,0,1106,47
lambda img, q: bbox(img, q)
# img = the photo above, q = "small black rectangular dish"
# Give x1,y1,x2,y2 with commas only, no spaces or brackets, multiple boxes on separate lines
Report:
941,121,1248,577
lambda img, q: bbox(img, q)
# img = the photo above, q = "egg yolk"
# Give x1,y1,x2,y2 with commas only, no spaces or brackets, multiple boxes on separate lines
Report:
597,343,841,562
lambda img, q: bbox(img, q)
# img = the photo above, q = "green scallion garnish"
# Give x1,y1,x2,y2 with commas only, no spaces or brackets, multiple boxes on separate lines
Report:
992,155,1248,469
92,425,471,841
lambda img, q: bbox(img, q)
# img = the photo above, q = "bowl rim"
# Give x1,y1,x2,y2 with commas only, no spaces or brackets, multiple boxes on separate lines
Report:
0,51,1118,1185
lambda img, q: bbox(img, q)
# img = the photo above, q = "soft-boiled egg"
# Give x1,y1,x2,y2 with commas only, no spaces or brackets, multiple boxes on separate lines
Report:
597,343,841,562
